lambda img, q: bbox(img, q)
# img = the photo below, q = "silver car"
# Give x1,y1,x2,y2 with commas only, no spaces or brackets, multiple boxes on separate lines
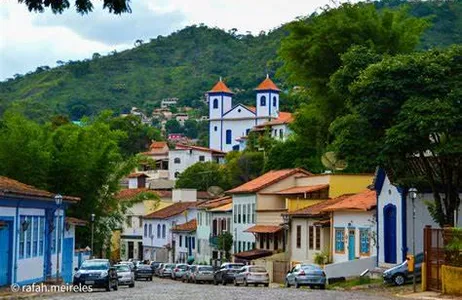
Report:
190,265,214,284
285,264,326,289
159,263,175,278
114,264,135,288
182,265,197,283
234,266,269,287
171,264,189,280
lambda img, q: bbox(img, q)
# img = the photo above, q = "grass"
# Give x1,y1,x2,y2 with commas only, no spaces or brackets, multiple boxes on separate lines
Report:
327,277,383,290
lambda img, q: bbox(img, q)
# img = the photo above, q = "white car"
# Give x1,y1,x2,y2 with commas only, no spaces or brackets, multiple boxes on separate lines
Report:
234,266,269,287
115,264,135,288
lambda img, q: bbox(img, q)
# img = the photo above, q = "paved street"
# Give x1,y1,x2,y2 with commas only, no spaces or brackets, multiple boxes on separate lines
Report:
44,277,403,300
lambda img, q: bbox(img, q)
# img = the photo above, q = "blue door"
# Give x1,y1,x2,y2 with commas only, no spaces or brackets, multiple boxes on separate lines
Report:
62,238,74,284
0,221,12,286
348,230,355,261
384,204,397,263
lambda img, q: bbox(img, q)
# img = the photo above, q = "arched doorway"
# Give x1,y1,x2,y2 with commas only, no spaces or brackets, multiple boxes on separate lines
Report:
383,204,397,263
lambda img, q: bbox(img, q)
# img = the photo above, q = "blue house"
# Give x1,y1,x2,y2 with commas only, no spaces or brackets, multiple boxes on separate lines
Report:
0,176,81,286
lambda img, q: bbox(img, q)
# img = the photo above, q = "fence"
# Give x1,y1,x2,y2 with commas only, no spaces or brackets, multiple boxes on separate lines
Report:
423,226,462,292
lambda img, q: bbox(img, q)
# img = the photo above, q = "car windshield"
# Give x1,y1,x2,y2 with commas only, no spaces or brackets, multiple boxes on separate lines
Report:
177,265,188,270
165,264,175,269
138,264,151,269
80,261,109,270
302,264,321,271
115,265,130,272
228,264,244,269
249,267,266,273
198,266,214,272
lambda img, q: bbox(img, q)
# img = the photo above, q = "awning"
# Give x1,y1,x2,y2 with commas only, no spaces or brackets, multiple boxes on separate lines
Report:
233,249,273,260
313,219,331,227
209,203,232,212
244,225,282,234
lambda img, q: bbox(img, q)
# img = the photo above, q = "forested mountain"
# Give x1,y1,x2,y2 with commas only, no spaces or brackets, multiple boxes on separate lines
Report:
1,0,460,121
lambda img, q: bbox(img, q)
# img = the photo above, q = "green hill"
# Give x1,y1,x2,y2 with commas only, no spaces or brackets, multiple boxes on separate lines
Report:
1,0,460,121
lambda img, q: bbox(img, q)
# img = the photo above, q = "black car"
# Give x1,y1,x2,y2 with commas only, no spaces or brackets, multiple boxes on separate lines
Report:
73,259,118,291
213,263,244,285
135,264,154,281
150,261,162,272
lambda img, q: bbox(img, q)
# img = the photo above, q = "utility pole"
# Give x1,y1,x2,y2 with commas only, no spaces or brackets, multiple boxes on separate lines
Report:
91,213,95,258
54,194,63,283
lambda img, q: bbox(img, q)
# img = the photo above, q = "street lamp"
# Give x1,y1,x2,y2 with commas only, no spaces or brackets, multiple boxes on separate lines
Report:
409,187,418,293
91,213,95,259
222,229,227,263
54,194,63,283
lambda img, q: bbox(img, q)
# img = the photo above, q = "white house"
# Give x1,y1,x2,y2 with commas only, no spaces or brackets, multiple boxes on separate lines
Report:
0,176,81,286
171,219,197,263
142,189,198,262
208,76,293,152
374,168,462,266
168,144,226,180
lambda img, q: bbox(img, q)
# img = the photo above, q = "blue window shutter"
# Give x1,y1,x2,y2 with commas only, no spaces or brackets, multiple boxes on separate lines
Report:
226,130,232,144
213,99,218,109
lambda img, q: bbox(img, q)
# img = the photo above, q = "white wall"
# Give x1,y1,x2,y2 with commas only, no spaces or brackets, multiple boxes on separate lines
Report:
324,256,377,280
209,94,232,120
256,92,278,119
172,189,197,203
290,218,329,264
270,124,291,141
223,104,255,119
196,209,212,263
122,202,145,237
332,211,376,263
209,120,221,151
221,118,256,152
169,149,213,180
232,194,256,252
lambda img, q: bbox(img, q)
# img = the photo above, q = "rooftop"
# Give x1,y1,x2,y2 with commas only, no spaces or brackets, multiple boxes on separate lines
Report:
65,217,88,226
174,144,226,155
172,219,197,232
287,195,353,217
226,168,312,194
0,176,80,202
144,201,196,219
127,173,149,179
321,189,376,212
197,196,232,209
262,184,329,195
233,249,273,260
244,225,282,234
255,76,281,92
209,79,234,94
254,112,293,128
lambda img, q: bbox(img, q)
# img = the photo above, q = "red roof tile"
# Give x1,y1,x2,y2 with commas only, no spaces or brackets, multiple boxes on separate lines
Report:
175,144,226,155
244,105,256,113
144,202,196,219
209,80,234,94
127,173,149,178
287,195,353,217
263,184,329,195
255,76,281,92
197,196,232,209
321,189,376,212
233,249,273,260
150,141,168,149
172,219,197,232
244,225,282,234
0,176,80,202
255,112,293,128
226,168,312,194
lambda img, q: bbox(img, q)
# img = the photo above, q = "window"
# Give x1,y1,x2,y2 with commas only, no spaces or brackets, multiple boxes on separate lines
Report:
139,217,143,228
266,233,270,249
260,96,266,106
174,157,181,164
247,242,251,251
149,224,152,237
309,226,314,250
238,204,241,223
214,126,218,131
233,205,237,223
226,129,232,144
32,216,38,256
197,240,201,254
238,241,242,253
252,242,256,250
51,217,56,254
144,224,148,237
296,225,301,248
251,203,255,223
259,235,264,249
247,204,251,224
157,224,161,238
335,229,345,253
279,129,283,139
162,224,166,238
243,204,246,223
213,99,218,109
39,217,44,256
192,237,195,249
273,96,277,107
179,235,183,247
199,155,205,162
360,229,370,255
174,172,180,178
126,216,132,228
246,129,250,135
58,216,62,254
315,226,321,250
19,216,25,259
26,216,32,257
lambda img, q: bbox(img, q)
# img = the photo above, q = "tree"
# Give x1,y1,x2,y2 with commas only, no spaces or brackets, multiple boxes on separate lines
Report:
165,119,182,134
183,120,198,138
217,232,233,261
330,46,462,227
225,151,264,187
18,0,131,14
279,2,430,159
175,162,230,191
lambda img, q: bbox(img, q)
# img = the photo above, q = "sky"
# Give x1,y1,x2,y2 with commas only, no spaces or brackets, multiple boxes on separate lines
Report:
0,0,335,80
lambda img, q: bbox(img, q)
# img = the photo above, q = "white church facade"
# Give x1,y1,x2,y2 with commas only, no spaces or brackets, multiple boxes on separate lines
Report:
208,76,292,152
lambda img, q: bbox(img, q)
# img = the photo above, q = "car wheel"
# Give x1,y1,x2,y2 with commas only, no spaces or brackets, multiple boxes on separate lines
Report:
244,279,248,287
234,279,239,286
264,283,269,287
285,280,290,288
320,284,326,290
393,274,406,286
295,280,300,289
129,282,135,288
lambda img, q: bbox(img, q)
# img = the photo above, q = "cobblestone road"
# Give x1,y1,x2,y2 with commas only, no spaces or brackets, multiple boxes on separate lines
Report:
44,277,404,300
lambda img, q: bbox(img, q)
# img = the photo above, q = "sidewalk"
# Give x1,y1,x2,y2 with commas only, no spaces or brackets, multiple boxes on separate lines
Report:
397,291,459,300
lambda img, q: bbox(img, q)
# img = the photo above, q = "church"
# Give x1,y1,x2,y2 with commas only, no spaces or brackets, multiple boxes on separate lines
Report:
208,76,293,152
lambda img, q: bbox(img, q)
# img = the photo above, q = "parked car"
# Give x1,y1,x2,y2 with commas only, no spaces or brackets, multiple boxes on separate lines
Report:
285,264,326,289
73,259,118,291
182,265,197,283
172,264,189,280
234,265,269,287
213,263,245,285
150,261,162,273
159,263,175,278
135,264,154,281
154,263,164,277
383,253,424,286
190,265,215,284
118,261,135,271
114,264,135,288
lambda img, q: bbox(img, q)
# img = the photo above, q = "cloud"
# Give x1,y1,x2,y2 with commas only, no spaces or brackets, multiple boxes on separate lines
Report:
32,1,186,45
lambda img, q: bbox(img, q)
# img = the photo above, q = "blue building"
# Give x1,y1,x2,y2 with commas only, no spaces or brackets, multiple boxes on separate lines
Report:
0,176,82,286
